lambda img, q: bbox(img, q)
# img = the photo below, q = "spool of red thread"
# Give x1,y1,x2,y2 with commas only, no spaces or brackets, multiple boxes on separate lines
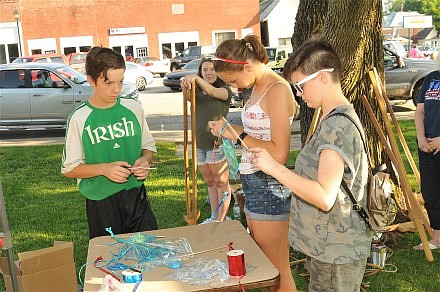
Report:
227,249,246,276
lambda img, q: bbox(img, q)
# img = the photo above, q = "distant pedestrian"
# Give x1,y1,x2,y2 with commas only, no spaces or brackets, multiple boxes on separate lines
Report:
409,44,421,58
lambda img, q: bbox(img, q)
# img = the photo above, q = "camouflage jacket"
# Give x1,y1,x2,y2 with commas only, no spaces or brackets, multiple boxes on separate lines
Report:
289,105,373,264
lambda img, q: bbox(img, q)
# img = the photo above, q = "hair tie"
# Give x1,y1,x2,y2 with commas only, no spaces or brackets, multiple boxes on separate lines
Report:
241,39,253,52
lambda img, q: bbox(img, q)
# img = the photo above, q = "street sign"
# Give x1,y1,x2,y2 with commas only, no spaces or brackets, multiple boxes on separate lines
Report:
403,15,433,28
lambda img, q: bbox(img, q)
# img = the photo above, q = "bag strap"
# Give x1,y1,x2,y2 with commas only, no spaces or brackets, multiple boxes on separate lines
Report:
326,111,373,229
326,112,372,168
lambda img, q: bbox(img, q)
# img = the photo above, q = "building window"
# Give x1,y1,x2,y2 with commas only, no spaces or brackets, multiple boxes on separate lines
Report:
278,38,291,46
137,47,148,58
214,32,235,46
188,41,197,47
162,43,172,59
80,46,91,52
175,42,184,55
64,47,76,55
8,44,19,63
113,46,122,54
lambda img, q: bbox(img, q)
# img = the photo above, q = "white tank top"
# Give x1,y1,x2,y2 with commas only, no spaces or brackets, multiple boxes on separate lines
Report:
239,81,295,174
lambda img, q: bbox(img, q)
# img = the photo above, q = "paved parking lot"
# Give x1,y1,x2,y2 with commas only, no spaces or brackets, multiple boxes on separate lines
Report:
0,77,415,148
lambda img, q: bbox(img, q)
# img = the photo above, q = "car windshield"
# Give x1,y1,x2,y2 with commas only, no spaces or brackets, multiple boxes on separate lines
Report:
183,60,200,70
54,66,88,84
70,53,88,63
12,57,33,63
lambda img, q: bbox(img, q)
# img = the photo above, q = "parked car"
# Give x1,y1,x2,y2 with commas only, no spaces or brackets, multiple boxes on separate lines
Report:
265,46,292,63
231,87,252,108
384,46,438,105
124,61,154,91
162,59,200,91
169,45,215,71
0,63,138,129
12,53,69,65
268,46,438,106
133,57,170,77
418,46,439,60
66,52,88,72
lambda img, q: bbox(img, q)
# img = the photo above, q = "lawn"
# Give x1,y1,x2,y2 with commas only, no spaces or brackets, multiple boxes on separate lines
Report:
0,120,439,291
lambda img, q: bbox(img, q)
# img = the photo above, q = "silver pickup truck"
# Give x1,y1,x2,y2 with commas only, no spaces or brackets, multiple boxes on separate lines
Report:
0,63,138,129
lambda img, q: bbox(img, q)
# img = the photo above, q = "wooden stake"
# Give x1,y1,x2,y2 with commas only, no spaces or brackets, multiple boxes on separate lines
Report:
305,107,322,144
361,94,433,262
372,67,420,183
183,81,200,225
368,69,431,235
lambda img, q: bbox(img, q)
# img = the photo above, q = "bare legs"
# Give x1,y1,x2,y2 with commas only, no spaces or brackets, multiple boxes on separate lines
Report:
246,217,297,291
199,160,231,221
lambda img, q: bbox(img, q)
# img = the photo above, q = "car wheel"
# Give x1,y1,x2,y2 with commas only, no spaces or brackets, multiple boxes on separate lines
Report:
136,77,146,91
160,73,166,78
170,87,181,91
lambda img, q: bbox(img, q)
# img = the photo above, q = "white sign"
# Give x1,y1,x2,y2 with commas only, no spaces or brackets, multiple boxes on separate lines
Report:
109,27,145,35
403,15,433,29
172,4,184,15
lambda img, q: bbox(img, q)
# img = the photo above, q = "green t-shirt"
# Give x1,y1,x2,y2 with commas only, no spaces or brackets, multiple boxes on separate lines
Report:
61,97,157,200
195,85,232,149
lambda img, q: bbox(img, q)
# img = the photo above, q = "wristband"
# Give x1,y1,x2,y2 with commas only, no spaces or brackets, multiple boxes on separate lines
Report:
237,132,248,146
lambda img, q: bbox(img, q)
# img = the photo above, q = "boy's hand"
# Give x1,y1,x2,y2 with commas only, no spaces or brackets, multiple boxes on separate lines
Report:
103,161,131,183
130,157,152,180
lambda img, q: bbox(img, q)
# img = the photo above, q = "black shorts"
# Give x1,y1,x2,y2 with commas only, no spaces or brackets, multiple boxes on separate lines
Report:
86,184,158,239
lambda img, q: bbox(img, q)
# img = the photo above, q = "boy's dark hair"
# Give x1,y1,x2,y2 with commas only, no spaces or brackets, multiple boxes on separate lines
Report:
283,35,342,82
86,46,125,83
213,35,268,73
197,56,227,89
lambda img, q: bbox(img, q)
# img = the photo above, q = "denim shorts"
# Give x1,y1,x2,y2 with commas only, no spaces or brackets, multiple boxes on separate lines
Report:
241,171,291,221
197,146,226,165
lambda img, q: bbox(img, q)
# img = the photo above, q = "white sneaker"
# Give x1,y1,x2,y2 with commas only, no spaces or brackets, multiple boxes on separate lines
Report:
200,218,218,224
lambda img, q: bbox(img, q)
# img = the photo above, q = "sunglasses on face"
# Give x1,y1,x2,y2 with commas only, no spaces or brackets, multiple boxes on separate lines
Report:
292,68,334,94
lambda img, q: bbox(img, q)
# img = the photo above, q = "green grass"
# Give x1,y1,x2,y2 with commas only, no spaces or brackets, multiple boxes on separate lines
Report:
0,120,439,291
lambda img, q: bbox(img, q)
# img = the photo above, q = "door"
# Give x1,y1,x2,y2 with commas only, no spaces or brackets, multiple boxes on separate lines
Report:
28,68,75,125
0,69,30,126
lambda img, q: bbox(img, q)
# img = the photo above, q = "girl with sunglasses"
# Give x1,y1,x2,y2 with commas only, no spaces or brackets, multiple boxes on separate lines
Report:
248,36,372,291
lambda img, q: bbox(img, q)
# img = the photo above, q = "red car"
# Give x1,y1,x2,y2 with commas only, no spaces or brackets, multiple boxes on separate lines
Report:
66,52,88,72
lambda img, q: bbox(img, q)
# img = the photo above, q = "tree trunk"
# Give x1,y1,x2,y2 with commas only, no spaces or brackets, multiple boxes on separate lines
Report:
292,1,401,205
291,0,328,146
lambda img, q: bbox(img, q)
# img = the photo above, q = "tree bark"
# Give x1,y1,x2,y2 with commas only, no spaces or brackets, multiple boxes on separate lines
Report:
292,0,389,167
292,0,401,205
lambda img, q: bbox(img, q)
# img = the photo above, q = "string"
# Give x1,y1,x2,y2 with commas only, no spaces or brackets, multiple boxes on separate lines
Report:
210,191,230,220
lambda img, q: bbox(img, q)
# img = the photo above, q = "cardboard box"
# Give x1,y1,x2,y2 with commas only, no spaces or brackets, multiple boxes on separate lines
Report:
0,241,77,291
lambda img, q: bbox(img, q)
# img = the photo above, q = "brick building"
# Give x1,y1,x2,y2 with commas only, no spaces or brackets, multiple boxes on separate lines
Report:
0,0,260,63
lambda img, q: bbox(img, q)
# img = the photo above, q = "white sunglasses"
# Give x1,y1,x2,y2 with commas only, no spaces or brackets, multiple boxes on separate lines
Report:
292,68,334,94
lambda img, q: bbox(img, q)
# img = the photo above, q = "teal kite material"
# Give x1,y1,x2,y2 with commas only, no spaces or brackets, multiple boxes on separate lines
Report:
222,138,239,179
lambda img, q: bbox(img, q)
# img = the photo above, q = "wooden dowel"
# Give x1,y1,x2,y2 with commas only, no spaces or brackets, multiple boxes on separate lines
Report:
361,94,433,262
305,107,322,143
222,117,249,149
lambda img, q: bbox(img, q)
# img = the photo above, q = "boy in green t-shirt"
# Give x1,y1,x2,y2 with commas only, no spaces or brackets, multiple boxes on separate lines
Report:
61,47,158,239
